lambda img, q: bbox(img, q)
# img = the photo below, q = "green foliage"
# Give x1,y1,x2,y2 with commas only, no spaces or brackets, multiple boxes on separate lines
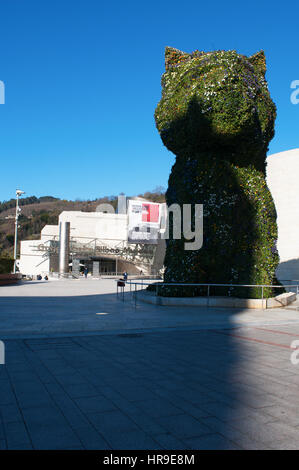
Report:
0,196,39,213
38,196,59,202
0,195,60,215
138,186,166,203
155,47,279,299
155,48,276,173
5,234,14,245
20,211,59,239
0,257,14,274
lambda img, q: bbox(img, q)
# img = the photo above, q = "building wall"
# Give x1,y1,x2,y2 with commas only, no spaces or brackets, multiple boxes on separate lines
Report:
41,224,59,242
19,211,152,275
266,148,299,282
58,211,128,247
18,240,50,276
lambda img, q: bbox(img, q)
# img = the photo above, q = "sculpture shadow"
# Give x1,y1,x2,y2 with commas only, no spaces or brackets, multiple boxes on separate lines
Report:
0,287,264,449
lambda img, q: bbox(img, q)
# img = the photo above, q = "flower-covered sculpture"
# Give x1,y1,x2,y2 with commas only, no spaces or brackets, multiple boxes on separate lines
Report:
155,47,279,298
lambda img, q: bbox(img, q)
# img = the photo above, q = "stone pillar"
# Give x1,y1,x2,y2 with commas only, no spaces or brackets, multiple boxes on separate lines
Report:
93,261,100,277
72,258,80,278
59,222,70,277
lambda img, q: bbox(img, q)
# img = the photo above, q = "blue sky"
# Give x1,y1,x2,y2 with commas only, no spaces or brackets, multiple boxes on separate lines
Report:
0,0,298,202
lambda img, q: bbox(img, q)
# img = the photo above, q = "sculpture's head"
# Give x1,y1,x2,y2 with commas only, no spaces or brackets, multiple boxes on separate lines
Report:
155,48,276,169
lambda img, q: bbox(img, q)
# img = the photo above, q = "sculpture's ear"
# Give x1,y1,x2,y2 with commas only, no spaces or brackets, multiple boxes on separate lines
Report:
165,47,191,71
248,50,266,76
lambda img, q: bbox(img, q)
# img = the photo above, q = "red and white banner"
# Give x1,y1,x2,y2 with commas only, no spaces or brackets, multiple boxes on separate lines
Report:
127,200,162,244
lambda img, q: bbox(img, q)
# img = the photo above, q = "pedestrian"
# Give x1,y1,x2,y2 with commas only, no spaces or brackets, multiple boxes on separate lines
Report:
123,271,128,281
84,267,88,278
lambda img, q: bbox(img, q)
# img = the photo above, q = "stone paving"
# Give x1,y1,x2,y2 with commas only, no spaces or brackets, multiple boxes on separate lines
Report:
1,279,299,337
1,279,299,449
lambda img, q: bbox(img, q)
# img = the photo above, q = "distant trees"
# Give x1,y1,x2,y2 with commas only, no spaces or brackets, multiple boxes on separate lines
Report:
5,234,14,245
0,258,14,274
38,196,59,202
138,187,166,203
0,196,39,213
20,211,59,239
0,195,60,214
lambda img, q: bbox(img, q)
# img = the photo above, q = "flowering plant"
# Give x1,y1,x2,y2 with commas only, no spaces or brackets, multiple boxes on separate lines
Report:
155,47,279,299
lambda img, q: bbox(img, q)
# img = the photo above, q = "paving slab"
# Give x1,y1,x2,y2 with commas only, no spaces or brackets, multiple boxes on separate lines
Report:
1,281,299,449
0,279,299,338
1,327,299,449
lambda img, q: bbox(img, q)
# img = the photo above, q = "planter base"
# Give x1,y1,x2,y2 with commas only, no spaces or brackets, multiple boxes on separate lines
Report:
0,274,22,286
137,291,297,309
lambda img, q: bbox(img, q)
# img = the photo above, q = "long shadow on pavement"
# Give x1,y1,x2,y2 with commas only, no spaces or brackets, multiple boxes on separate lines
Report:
0,290,271,449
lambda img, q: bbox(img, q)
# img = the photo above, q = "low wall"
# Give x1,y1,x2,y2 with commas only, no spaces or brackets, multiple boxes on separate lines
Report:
137,291,297,309
0,273,22,286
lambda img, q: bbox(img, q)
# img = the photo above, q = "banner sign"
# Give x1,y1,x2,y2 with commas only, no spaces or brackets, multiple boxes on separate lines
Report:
128,200,162,244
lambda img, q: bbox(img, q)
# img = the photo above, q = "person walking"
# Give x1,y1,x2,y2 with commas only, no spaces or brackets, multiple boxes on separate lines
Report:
84,267,88,279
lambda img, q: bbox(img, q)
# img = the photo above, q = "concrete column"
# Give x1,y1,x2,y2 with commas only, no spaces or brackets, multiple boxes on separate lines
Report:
93,261,100,277
59,222,70,277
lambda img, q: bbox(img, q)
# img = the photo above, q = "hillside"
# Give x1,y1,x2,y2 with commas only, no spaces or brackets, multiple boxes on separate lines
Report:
0,189,165,258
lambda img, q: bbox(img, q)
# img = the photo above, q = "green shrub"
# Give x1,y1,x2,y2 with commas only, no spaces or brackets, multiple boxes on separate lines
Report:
155,48,279,299
0,258,14,274
5,234,14,245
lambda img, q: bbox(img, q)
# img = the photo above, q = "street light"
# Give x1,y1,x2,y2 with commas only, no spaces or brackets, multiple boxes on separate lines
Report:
13,189,25,273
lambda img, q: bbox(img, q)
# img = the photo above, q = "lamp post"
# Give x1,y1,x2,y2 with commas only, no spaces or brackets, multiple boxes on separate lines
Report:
13,189,25,273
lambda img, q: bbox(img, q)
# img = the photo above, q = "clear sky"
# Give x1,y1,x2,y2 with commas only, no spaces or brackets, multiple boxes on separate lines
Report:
0,0,298,202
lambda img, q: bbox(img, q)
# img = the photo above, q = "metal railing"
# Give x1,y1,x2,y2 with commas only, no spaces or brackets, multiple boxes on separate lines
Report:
107,273,161,278
32,237,157,266
117,280,299,308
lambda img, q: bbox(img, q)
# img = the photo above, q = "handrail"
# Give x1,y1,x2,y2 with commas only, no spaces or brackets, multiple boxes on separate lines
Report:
126,281,298,289
120,280,299,308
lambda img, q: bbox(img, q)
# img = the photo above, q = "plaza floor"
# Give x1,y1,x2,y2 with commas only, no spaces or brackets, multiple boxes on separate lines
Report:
1,279,299,449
